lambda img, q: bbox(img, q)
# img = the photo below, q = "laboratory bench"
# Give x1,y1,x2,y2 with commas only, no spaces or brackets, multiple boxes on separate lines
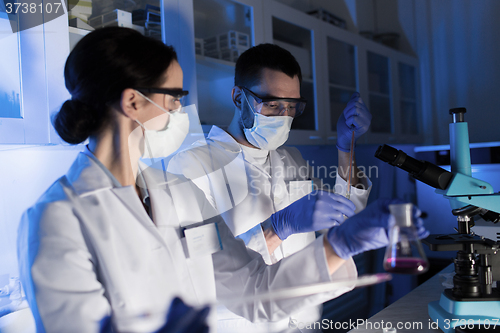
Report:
348,264,455,333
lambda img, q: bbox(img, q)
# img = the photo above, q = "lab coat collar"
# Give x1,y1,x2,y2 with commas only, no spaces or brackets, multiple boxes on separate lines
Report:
207,125,263,166
207,126,268,175
65,150,171,249
67,152,116,196
207,125,288,160
206,125,289,177
206,126,242,154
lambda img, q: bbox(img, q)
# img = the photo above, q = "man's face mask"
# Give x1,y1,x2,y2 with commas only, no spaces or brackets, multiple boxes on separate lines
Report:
240,87,304,150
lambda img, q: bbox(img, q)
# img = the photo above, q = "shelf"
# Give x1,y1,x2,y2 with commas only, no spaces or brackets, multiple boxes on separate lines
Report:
302,77,314,84
68,27,92,50
0,143,86,152
400,97,417,103
195,54,235,81
68,26,92,36
329,82,356,90
368,91,391,98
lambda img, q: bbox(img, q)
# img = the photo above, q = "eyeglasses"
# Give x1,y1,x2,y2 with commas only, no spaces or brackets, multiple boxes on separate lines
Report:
241,87,306,118
135,88,189,110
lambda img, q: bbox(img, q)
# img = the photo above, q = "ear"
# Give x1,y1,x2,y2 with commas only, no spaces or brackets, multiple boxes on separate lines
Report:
231,86,243,109
120,88,143,121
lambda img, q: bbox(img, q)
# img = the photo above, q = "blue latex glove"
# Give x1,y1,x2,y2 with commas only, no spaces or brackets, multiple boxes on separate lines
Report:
271,191,356,240
326,199,429,260
336,92,372,152
100,316,113,333
156,297,210,333
99,297,210,333
413,207,430,240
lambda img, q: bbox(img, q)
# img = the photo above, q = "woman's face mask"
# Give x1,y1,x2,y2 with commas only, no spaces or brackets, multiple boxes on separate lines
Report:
134,90,190,159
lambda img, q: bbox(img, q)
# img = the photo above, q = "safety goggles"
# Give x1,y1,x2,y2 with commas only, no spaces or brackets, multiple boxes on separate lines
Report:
135,88,189,111
241,87,306,118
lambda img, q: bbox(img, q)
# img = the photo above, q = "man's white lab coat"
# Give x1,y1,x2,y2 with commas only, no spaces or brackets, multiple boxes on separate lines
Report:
169,126,371,332
17,149,357,333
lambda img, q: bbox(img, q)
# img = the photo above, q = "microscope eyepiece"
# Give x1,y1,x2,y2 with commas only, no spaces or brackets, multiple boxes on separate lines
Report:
375,144,453,190
449,107,467,123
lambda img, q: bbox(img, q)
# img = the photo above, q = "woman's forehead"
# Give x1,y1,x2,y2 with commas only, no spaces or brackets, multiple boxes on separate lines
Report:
162,61,183,89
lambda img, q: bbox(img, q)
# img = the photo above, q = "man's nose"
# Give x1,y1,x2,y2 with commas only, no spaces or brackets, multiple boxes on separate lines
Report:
279,104,293,117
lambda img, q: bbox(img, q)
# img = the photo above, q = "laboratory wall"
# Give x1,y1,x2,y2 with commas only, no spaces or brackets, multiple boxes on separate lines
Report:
272,0,500,145
373,0,500,145
0,145,84,282
422,0,500,145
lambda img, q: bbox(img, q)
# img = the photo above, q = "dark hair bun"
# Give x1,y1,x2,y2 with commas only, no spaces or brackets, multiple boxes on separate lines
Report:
53,99,101,144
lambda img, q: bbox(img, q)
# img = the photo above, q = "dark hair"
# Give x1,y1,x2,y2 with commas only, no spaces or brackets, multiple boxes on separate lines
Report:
234,43,302,88
53,27,178,144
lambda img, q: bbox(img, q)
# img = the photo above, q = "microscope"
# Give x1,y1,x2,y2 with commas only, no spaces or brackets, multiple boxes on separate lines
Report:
375,108,500,332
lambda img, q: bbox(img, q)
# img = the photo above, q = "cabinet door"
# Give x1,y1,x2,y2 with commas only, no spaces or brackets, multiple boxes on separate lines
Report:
395,59,422,143
0,15,23,143
0,10,69,144
355,39,423,144
322,33,359,145
367,51,392,135
262,0,324,145
190,0,262,133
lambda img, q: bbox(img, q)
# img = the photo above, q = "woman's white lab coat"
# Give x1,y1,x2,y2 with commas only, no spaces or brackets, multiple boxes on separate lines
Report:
18,149,357,333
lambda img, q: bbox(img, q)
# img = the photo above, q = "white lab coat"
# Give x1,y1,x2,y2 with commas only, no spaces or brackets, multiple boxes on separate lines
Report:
18,148,357,333
169,126,371,333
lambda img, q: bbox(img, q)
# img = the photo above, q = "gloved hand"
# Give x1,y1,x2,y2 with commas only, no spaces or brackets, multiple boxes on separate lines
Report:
336,92,372,152
412,207,430,240
326,199,429,260
156,297,210,333
271,191,356,240
99,297,210,333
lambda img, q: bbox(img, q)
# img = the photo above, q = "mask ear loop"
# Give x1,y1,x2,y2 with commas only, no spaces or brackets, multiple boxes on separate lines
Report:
135,90,170,114
134,90,164,164
240,88,258,130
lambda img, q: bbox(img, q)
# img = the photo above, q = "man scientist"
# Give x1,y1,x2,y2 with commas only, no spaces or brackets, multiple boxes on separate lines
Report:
170,43,373,332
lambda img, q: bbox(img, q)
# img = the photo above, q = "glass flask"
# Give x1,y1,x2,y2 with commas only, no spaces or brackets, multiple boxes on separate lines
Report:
383,203,429,274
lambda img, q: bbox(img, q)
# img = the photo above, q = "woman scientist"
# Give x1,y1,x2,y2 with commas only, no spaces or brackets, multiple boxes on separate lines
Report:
17,27,427,333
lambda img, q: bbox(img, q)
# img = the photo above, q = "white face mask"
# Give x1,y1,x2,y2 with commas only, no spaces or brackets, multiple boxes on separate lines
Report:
243,112,293,150
134,90,190,159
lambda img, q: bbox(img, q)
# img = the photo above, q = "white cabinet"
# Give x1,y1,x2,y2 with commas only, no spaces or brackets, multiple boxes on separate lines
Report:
188,0,263,132
3,0,422,145
1,0,166,144
187,0,423,145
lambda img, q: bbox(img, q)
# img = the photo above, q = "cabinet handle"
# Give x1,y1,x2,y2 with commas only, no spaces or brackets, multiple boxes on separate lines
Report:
327,136,336,140
309,136,322,140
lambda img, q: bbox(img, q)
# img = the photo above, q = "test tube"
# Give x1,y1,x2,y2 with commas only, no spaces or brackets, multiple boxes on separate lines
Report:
345,130,355,200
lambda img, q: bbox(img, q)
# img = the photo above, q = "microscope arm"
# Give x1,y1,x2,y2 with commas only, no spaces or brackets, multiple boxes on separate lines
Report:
434,171,500,215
